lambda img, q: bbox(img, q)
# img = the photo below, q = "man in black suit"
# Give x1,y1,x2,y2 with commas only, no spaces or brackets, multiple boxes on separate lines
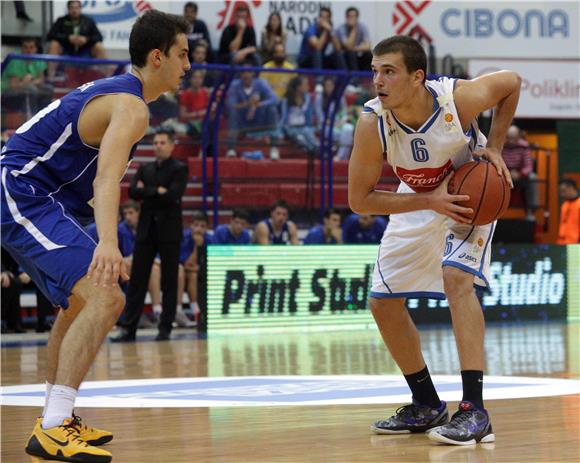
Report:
112,129,188,342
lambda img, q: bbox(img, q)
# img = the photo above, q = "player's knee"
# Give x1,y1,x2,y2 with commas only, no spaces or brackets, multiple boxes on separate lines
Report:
97,288,125,317
443,266,474,301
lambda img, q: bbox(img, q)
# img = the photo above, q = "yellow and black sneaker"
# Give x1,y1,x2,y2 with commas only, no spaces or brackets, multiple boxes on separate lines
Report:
72,414,114,446
25,418,112,463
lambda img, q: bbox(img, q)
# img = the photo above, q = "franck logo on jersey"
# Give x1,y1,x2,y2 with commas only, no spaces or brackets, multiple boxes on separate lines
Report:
395,161,453,192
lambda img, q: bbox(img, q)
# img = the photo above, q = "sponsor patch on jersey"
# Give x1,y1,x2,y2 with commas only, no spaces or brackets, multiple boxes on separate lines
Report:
396,160,454,192
445,113,453,122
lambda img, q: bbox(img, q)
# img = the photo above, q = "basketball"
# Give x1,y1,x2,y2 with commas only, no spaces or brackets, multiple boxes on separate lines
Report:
448,160,511,225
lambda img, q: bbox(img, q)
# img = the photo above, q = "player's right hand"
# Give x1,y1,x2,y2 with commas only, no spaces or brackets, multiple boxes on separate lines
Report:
429,173,474,224
87,242,130,288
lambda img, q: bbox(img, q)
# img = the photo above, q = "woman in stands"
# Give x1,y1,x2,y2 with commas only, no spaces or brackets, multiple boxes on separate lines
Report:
281,76,319,156
260,12,287,62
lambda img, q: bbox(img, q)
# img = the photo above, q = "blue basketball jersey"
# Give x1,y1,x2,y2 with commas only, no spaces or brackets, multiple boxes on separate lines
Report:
263,219,290,245
1,73,144,224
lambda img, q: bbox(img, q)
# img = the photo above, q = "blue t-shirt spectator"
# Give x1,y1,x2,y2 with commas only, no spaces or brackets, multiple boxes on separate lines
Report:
227,77,278,111
180,228,214,264
304,225,338,244
213,224,251,245
298,23,329,63
342,214,388,244
85,221,135,257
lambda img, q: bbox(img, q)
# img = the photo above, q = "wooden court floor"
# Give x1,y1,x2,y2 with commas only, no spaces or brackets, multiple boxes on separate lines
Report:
2,322,579,462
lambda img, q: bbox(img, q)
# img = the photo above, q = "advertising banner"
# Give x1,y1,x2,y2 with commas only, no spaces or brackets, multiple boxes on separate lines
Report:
469,59,580,119
207,244,576,333
59,1,579,58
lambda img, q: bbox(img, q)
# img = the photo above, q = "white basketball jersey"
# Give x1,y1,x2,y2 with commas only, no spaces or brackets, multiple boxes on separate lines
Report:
363,77,486,192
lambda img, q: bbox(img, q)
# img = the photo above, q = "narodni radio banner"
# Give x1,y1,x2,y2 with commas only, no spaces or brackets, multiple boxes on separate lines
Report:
207,244,574,333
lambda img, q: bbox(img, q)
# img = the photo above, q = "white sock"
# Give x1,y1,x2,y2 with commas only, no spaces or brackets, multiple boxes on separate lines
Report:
153,304,162,315
42,382,53,417
41,385,77,429
176,304,183,313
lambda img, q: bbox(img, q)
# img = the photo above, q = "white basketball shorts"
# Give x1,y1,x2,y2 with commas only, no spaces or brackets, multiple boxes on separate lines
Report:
370,183,495,300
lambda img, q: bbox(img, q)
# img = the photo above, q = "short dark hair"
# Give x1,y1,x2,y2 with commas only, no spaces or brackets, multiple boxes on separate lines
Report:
192,210,209,223
121,200,140,212
372,35,427,83
236,4,249,13
129,10,189,68
154,127,175,142
271,199,289,213
21,36,37,45
67,1,80,9
319,7,331,17
346,7,359,17
560,178,578,190
184,2,198,13
324,208,341,219
232,209,250,222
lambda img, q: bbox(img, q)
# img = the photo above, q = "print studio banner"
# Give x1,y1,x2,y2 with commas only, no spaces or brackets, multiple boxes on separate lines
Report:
206,244,577,333
55,1,579,58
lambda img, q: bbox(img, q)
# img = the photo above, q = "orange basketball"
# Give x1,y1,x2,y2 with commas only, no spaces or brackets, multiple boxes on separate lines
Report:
448,160,511,225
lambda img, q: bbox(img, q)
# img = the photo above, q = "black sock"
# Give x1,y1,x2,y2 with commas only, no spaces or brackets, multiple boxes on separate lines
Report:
404,366,441,408
461,370,484,410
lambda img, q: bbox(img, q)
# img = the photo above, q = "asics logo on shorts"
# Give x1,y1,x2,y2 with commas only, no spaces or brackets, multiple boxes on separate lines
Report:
458,252,477,263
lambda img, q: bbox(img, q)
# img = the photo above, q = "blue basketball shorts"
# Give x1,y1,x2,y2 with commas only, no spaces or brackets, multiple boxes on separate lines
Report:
1,168,96,308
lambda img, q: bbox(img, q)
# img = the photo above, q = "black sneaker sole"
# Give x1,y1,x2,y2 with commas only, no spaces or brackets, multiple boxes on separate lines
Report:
371,410,449,435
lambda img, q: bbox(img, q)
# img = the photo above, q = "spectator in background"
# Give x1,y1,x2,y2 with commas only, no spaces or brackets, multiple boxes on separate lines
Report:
1,248,25,333
178,211,214,325
335,7,372,71
260,12,287,63
262,43,296,100
179,70,210,139
46,0,107,79
557,178,580,244
281,76,319,156
255,200,300,245
225,64,281,159
1,37,53,116
213,209,252,244
315,76,354,161
218,4,260,65
189,42,216,87
502,125,539,221
304,209,343,244
343,213,387,244
298,7,346,71
183,1,213,62
112,129,188,342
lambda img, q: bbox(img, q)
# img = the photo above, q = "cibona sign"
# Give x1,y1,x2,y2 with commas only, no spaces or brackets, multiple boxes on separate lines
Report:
440,7,569,38
69,2,579,58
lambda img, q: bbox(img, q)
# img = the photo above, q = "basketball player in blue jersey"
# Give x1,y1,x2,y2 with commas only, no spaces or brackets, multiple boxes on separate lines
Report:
1,10,190,462
349,36,519,445
255,199,300,245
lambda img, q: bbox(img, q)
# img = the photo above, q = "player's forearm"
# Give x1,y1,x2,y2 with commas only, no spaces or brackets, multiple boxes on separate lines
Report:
349,189,436,215
93,179,120,245
486,74,521,151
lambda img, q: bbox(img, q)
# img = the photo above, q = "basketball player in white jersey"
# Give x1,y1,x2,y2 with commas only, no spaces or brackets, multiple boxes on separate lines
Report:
348,36,519,445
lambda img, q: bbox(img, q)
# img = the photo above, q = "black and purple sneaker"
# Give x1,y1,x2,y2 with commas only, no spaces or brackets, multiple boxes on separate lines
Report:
428,401,495,445
371,400,448,434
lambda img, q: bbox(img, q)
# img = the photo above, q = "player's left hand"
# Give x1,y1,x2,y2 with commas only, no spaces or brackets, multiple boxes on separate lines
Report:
87,242,130,288
473,147,514,188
